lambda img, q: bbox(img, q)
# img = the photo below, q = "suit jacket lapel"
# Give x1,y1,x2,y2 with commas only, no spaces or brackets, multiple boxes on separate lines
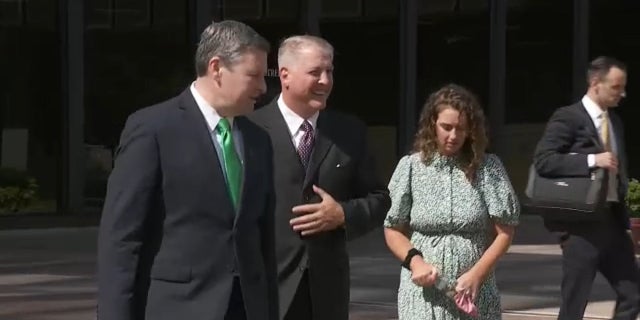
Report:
611,113,624,156
178,88,236,215
610,112,627,181
577,102,603,150
303,112,333,188
235,117,255,221
262,102,306,174
578,103,627,187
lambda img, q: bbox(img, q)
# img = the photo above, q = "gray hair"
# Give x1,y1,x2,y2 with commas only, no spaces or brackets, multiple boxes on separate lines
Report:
195,20,270,76
277,35,334,68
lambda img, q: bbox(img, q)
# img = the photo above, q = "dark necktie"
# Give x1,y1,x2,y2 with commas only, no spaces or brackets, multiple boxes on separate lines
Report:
297,121,315,168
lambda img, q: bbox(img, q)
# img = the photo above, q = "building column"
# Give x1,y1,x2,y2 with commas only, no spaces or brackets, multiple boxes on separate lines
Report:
572,0,589,99
489,0,506,156
398,0,417,156
59,0,84,214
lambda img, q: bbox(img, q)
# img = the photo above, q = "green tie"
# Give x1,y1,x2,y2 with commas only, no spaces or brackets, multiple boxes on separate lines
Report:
216,118,242,209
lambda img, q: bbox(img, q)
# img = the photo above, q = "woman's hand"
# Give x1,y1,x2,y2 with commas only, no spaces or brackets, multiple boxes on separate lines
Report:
409,257,439,287
454,222,514,301
455,269,483,301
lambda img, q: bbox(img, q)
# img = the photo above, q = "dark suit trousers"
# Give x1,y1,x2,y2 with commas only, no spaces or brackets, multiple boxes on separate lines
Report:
225,277,247,320
284,270,312,320
558,207,640,320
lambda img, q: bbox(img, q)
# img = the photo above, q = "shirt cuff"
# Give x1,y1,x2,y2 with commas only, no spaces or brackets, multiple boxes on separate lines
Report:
587,154,595,168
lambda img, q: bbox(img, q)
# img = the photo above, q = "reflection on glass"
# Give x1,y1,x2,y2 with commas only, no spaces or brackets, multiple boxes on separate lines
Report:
26,0,56,28
505,1,572,123
417,3,490,111
363,0,396,17
0,1,59,214
87,0,113,29
84,1,191,203
322,0,361,17
114,0,152,28
266,0,297,18
223,0,262,20
0,0,24,26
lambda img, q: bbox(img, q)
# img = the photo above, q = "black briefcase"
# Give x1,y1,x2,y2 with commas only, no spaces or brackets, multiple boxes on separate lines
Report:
523,165,607,220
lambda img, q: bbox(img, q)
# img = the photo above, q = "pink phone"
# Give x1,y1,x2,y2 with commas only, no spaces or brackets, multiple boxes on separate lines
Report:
454,292,478,317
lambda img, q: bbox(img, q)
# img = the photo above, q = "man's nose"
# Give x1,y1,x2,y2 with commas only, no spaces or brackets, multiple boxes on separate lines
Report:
318,71,331,85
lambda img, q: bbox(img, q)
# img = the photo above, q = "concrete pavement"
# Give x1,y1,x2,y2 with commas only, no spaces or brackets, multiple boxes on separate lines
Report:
0,215,635,319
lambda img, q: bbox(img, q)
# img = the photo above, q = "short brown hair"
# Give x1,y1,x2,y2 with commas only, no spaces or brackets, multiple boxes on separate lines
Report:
195,20,270,76
587,56,626,84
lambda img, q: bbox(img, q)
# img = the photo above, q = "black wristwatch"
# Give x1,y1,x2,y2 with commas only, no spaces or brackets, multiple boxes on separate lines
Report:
401,248,423,270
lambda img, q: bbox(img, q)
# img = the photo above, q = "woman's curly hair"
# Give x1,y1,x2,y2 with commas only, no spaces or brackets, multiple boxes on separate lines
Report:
412,84,488,182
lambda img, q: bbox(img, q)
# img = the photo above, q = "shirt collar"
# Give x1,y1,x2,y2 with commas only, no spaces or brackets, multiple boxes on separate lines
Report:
581,95,606,121
428,151,460,169
276,94,319,136
190,82,233,132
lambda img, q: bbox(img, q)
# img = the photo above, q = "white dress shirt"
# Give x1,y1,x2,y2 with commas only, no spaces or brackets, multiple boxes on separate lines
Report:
582,95,618,168
190,82,244,179
276,94,319,148
582,95,619,202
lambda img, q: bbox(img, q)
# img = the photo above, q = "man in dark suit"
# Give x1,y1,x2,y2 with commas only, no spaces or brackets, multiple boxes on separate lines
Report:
97,20,278,320
248,35,391,320
534,56,640,320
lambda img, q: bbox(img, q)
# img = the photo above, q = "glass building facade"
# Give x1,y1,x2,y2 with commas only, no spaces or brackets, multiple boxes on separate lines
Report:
0,0,638,215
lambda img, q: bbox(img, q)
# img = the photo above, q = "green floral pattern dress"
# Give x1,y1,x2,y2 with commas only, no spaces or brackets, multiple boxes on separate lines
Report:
384,153,520,320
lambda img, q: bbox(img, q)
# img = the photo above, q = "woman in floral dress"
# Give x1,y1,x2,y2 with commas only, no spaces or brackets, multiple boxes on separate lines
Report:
384,84,520,319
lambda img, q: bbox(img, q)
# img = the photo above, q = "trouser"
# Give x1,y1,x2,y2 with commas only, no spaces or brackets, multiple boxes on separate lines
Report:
558,211,640,320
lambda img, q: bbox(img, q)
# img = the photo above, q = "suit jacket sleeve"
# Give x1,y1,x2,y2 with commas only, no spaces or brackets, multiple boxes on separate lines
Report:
98,111,160,320
612,113,631,224
341,122,391,240
533,107,590,177
613,113,629,194
260,139,279,320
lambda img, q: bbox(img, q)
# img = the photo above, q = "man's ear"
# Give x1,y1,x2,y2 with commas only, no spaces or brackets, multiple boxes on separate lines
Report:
279,67,289,89
208,56,223,81
588,75,601,90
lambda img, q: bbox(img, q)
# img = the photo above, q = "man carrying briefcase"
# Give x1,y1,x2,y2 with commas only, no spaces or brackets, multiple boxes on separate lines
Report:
533,56,640,320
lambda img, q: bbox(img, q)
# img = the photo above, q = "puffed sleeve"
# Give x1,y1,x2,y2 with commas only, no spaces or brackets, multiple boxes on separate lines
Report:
384,155,413,228
479,154,520,226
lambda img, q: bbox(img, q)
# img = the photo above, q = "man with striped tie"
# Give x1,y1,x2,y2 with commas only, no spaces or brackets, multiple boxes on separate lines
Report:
98,20,278,320
249,35,391,320
534,56,640,320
